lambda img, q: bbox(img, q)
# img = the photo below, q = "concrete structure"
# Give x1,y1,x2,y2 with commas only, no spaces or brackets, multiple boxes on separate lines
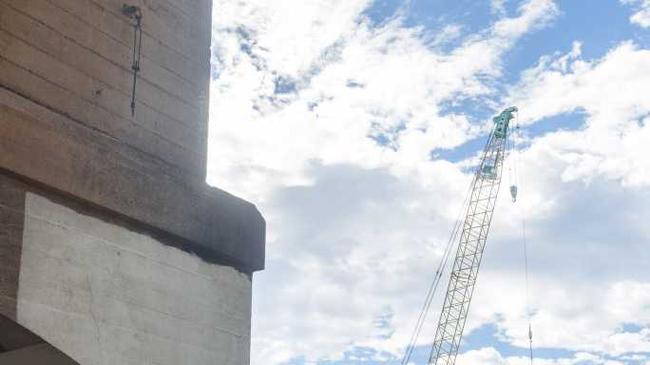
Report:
0,0,265,364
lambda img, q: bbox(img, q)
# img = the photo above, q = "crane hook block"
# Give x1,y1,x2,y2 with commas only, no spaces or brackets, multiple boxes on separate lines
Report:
510,185,518,202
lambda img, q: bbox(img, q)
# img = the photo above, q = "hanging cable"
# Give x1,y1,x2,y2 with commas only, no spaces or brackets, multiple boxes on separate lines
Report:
401,210,460,364
508,113,518,203
122,4,143,117
401,172,476,365
512,113,534,364
523,218,533,364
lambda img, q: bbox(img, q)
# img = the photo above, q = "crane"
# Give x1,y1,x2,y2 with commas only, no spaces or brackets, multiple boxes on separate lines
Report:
428,106,518,364
401,106,520,365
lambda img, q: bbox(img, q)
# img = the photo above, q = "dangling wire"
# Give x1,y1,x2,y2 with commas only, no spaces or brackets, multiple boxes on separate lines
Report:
507,113,519,203
401,174,475,365
123,5,143,116
512,112,534,364
514,113,521,191
522,218,533,364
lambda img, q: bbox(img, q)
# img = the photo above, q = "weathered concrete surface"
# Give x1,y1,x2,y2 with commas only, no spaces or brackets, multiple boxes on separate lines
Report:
0,172,26,321
0,0,211,178
0,314,44,351
0,343,78,364
0,0,266,273
0,314,79,364
0,91,266,272
0,0,265,361
0,0,265,358
17,193,252,365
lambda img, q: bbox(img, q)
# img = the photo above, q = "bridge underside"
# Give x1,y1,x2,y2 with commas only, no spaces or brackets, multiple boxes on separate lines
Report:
0,314,78,364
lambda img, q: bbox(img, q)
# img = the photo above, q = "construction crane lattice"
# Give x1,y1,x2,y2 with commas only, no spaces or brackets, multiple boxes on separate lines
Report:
427,107,517,365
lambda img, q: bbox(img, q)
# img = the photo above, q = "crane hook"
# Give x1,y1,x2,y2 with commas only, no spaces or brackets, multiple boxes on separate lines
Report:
510,185,518,203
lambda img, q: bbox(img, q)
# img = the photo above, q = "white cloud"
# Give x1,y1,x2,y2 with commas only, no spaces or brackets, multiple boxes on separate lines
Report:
457,39,650,364
491,0,509,15
208,0,558,202
212,0,373,78
621,0,650,28
510,42,650,187
456,347,618,365
208,0,650,364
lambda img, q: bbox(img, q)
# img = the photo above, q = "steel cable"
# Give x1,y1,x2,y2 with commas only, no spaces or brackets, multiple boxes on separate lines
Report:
401,172,477,365
513,113,534,364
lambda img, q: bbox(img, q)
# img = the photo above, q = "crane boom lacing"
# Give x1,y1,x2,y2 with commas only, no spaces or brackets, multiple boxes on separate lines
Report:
427,107,517,365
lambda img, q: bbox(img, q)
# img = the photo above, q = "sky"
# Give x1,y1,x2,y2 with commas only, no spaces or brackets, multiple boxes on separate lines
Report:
207,1,650,364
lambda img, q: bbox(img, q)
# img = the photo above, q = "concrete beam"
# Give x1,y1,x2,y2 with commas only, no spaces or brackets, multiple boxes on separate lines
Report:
0,344,78,364
0,314,42,352
0,88,265,272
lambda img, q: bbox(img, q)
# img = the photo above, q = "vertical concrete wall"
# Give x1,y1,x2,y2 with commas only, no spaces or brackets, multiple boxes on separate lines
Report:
17,193,252,365
0,0,212,179
0,0,267,272
0,174,25,322
0,0,266,363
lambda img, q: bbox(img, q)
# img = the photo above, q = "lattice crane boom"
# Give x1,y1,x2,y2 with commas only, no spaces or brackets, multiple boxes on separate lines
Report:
428,106,518,365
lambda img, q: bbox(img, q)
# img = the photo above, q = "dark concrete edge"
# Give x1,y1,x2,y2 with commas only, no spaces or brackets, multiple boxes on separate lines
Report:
0,173,25,321
0,169,259,276
0,87,266,273
0,313,79,364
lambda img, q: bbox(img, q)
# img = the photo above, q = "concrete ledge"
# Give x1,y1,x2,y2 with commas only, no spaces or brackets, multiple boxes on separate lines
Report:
0,87,265,272
0,314,79,364
0,344,79,365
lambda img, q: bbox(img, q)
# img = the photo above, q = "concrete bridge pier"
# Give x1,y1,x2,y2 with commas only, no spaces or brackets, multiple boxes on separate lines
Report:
0,0,266,363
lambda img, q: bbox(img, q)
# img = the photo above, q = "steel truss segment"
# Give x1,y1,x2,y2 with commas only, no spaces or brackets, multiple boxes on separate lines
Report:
428,129,508,365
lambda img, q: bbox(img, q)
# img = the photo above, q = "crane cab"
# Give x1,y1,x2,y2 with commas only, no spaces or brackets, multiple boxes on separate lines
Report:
492,106,518,139
481,165,497,179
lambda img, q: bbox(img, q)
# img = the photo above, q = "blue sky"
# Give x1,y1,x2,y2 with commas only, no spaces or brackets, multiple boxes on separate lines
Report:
208,1,650,364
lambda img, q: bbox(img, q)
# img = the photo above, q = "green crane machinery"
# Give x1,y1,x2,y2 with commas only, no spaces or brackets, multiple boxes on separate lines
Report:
401,107,522,365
